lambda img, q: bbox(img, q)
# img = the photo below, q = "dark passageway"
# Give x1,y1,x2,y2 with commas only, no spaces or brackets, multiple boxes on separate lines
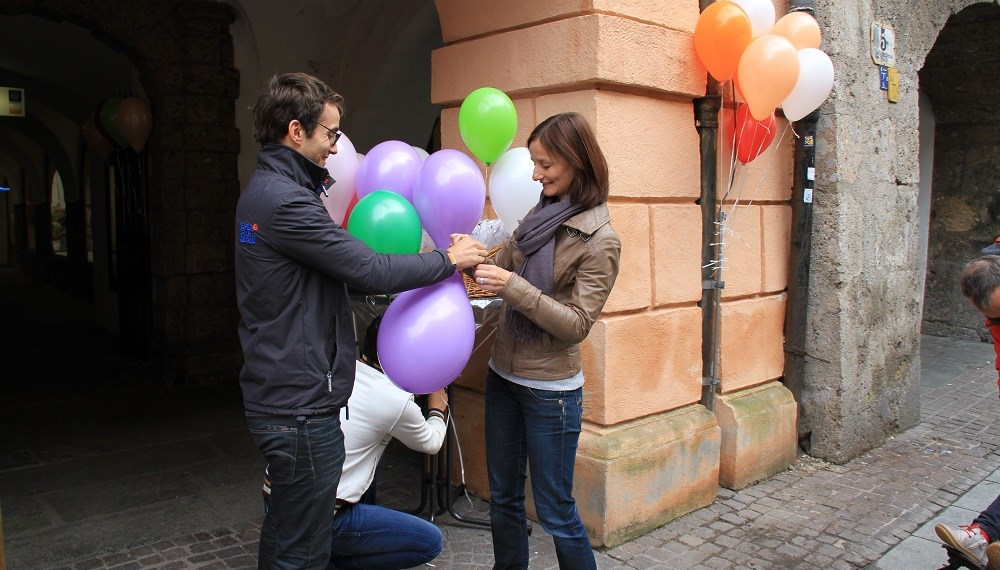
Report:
0,267,262,568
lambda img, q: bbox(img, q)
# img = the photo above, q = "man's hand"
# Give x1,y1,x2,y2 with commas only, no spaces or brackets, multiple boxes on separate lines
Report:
447,234,488,270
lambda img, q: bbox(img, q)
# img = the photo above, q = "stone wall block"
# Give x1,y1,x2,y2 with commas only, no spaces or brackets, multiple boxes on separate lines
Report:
432,15,704,105
184,241,231,274
715,382,798,489
435,0,698,51
592,310,702,424
150,239,185,276
719,295,786,392
536,91,701,200
186,175,240,210
186,210,231,242
605,202,651,313
718,206,763,298
762,205,792,293
569,404,720,547
652,204,702,306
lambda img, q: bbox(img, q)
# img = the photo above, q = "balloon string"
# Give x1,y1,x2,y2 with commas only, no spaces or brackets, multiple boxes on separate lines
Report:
445,402,477,510
723,81,740,202
724,122,793,228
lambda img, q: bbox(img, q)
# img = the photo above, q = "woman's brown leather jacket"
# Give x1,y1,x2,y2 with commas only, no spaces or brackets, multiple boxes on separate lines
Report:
489,202,621,381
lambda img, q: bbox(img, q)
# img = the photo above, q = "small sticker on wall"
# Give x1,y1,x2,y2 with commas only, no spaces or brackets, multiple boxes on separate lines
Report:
804,187,813,203
807,167,815,181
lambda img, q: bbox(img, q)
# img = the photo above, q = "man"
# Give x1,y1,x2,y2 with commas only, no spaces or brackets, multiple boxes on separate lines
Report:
934,240,1000,570
235,72,486,569
263,360,449,569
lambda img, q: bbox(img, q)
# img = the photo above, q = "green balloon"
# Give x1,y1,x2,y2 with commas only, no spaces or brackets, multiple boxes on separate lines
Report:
100,97,127,148
458,87,517,165
347,190,422,254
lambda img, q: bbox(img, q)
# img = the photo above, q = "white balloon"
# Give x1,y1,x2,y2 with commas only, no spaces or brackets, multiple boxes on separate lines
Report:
412,146,430,161
489,147,542,234
322,133,359,226
781,48,834,122
731,0,775,37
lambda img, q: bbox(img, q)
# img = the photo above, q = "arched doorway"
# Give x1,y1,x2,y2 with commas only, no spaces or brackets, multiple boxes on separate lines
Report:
920,2,1000,341
0,1,451,566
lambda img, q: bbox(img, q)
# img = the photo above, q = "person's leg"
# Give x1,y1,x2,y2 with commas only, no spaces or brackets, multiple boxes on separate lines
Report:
485,369,530,570
521,385,596,570
974,493,1000,541
258,467,277,567
248,412,344,570
328,504,442,569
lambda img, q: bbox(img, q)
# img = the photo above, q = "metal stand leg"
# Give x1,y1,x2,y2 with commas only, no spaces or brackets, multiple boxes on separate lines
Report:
441,384,491,528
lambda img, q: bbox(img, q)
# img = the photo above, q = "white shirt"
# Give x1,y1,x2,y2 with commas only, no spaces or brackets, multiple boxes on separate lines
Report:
337,361,447,503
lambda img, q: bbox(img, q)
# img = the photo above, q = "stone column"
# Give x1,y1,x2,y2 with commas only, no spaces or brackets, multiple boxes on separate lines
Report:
433,1,723,547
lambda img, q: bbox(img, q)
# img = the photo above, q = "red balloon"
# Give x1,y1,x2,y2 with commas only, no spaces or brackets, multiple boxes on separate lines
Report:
341,193,359,227
733,104,777,164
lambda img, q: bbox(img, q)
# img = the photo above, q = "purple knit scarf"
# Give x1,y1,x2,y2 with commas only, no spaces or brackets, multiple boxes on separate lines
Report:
505,195,586,343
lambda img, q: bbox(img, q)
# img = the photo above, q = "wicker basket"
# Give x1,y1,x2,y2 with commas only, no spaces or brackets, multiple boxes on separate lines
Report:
463,244,506,298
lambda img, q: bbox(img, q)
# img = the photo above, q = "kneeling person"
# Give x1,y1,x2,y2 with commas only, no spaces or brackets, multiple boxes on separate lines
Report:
263,360,449,569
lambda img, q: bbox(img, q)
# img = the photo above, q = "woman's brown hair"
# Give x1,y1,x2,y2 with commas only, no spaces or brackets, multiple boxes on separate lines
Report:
526,112,609,209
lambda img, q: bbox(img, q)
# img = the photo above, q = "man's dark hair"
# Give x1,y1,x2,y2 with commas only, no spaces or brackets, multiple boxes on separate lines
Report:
526,112,609,210
960,256,1000,312
251,72,345,144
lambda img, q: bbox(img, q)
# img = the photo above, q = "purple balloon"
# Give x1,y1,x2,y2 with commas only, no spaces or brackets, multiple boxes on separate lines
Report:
412,149,487,248
377,274,475,394
356,140,423,203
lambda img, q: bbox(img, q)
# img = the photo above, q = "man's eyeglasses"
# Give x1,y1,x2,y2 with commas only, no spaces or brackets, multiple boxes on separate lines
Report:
316,122,342,146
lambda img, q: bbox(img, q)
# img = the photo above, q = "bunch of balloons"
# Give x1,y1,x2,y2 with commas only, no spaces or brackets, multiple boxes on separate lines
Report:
695,1,834,163
324,123,492,393
81,96,153,159
327,86,548,394
325,133,486,255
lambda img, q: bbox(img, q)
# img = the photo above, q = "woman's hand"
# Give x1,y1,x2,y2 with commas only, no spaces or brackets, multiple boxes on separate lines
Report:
473,263,512,293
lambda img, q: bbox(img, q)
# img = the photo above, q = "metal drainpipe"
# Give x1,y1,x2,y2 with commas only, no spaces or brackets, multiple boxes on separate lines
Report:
782,0,818,451
696,0,723,410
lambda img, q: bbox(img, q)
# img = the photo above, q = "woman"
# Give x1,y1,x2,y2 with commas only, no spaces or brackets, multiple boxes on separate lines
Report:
473,112,621,570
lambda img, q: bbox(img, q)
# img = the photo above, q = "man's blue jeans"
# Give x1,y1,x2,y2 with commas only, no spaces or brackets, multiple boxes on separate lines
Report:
485,369,597,570
249,412,343,570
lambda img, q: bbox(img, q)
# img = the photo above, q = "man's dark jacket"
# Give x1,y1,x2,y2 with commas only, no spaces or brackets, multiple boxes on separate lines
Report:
235,144,454,415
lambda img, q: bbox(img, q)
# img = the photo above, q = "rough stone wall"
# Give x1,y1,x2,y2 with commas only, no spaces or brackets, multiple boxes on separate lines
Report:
802,0,986,462
920,3,1000,342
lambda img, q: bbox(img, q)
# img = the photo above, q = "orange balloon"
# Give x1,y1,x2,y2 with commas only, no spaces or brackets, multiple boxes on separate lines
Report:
737,34,800,121
694,0,753,82
115,97,153,152
771,12,821,50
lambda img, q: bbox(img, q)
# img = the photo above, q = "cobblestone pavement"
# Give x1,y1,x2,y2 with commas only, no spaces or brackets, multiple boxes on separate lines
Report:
19,334,997,570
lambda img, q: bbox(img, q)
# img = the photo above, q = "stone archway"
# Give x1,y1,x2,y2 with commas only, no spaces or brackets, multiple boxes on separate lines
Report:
920,2,1000,342
0,0,242,383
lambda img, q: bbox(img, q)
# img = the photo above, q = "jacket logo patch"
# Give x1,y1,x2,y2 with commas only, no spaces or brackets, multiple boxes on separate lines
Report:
239,222,258,244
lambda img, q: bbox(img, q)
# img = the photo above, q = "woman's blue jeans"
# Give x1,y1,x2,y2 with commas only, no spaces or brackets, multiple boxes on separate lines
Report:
485,368,597,570
249,412,343,570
